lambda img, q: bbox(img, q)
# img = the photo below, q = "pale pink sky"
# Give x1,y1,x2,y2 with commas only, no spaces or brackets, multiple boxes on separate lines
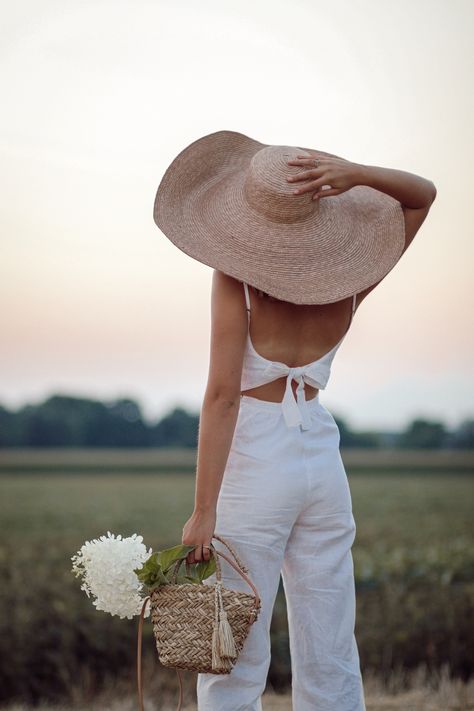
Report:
1,0,473,429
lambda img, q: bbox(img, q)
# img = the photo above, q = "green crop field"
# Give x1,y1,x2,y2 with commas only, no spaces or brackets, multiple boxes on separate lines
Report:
0,448,473,709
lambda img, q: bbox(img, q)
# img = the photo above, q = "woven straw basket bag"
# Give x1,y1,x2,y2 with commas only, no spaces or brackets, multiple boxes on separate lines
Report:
137,534,261,711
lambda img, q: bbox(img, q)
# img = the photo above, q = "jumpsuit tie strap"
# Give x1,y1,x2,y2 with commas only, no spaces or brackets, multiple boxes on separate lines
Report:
282,367,313,431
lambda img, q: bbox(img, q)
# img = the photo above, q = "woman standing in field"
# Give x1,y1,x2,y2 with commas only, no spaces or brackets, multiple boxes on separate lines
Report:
153,129,436,711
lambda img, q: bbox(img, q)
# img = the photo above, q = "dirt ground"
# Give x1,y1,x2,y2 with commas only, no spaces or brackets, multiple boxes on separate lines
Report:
2,672,474,711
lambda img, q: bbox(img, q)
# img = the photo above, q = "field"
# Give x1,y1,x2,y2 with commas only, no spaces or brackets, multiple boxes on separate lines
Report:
0,448,473,709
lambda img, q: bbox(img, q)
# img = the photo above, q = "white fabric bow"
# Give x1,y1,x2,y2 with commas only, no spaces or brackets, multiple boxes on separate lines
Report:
258,362,330,430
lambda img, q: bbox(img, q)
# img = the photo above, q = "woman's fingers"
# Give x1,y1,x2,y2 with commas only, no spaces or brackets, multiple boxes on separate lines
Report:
289,176,343,200
285,155,352,199
186,543,212,565
287,156,328,167
287,168,322,182
196,544,212,562
312,187,342,200
289,155,328,162
291,176,331,195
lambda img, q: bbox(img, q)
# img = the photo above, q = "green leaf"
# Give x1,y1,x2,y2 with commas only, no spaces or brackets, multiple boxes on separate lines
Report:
136,566,168,587
159,543,196,572
134,543,209,590
134,553,168,588
134,551,160,575
175,573,201,584
195,557,217,582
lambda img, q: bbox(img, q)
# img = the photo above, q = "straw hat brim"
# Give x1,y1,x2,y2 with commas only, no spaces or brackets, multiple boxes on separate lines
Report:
153,130,405,304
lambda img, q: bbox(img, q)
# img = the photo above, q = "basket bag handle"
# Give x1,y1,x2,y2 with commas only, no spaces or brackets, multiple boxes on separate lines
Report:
137,533,261,711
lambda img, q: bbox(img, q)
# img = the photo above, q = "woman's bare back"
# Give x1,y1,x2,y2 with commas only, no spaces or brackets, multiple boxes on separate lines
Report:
240,286,361,403
240,204,427,403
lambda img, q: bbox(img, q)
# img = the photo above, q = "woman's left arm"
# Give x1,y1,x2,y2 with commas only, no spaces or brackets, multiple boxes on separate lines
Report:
182,270,247,564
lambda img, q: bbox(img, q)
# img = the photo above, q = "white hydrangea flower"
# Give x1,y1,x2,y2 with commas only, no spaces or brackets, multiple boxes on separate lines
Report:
71,531,153,619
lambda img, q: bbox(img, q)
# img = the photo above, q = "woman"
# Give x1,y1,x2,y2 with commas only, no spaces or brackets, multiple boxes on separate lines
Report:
153,130,436,710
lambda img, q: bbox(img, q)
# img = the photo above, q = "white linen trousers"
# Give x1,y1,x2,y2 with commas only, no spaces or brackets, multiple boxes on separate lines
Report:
196,392,366,711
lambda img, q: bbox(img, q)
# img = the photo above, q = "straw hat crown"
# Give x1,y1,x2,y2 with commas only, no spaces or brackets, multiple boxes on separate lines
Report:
243,145,317,223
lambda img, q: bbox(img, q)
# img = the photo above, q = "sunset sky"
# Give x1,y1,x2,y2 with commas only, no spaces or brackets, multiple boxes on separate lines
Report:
1,0,473,430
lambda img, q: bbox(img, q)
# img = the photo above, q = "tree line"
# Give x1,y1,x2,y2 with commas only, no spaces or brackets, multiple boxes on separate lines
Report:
0,393,472,449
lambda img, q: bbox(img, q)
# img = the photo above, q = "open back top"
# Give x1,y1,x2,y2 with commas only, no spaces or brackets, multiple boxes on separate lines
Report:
240,281,357,430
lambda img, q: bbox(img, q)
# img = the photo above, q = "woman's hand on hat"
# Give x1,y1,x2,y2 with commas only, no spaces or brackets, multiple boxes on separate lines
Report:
182,507,216,564
286,155,361,200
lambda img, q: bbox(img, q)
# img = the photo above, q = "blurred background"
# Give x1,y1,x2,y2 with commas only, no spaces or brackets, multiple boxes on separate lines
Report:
1,0,473,709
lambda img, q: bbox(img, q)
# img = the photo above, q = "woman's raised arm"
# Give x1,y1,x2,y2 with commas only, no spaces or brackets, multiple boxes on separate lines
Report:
357,163,437,209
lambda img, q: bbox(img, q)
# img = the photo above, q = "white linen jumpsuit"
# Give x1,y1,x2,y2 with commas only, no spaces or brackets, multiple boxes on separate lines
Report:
197,281,366,711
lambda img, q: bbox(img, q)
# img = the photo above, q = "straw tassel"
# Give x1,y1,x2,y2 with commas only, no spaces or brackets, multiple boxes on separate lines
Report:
212,620,231,671
217,606,237,659
211,581,236,671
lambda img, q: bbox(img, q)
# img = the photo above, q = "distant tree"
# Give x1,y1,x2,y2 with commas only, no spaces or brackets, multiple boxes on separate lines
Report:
398,418,448,449
449,418,474,449
334,415,384,448
0,393,471,449
149,407,199,448
101,398,151,447
0,405,20,446
15,395,150,447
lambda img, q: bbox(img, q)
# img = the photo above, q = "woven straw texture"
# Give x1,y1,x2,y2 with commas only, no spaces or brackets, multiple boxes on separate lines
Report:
153,129,406,304
150,581,260,674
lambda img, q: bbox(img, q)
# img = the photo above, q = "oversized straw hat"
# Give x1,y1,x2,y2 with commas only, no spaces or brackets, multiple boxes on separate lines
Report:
153,129,405,304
